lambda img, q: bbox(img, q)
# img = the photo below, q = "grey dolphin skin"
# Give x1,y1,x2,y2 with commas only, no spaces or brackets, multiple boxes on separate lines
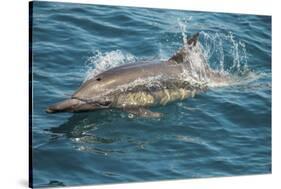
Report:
46,33,222,117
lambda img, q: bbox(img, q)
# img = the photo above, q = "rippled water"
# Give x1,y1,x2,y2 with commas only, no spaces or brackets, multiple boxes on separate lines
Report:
30,1,271,188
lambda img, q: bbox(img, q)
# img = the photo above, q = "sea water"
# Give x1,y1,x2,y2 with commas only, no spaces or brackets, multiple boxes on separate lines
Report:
30,1,271,187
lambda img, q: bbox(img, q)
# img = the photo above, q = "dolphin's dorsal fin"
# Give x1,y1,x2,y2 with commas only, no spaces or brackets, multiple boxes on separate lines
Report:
187,32,199,46
168,32,199,64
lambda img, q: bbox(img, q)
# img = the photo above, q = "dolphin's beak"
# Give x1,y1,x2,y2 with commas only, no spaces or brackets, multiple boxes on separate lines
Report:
46,99,81,113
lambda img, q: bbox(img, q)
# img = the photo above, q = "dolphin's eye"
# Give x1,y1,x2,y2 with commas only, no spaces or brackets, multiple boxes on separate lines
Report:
96,78,101,81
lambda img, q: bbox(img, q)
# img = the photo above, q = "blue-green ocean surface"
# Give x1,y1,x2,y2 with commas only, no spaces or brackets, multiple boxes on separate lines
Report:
30,1,271,188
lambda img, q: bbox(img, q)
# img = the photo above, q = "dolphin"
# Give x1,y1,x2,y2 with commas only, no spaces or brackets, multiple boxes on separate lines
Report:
46,33,229,117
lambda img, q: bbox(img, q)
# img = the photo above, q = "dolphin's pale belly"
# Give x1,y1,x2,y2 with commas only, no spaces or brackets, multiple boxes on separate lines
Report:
114,87,196,108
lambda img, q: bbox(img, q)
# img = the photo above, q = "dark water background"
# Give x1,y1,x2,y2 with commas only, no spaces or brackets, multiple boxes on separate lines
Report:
30,1,271,188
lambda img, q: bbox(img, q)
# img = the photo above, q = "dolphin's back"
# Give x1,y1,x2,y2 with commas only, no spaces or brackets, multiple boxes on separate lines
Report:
97,61,183,79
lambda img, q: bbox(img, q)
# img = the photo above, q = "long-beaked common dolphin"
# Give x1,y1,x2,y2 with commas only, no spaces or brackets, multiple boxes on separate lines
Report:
46,33,229,117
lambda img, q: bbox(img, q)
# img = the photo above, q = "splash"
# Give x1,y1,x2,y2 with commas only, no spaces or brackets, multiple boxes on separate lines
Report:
200,31,250,74
199,31,260,87
175,18,261,87
84,50,136,82
177,17,192,46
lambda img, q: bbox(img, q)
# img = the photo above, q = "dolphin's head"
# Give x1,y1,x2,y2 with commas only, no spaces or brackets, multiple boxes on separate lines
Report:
46,96,112,113
46,75,116,113
72,74,118,105
46,98,95,113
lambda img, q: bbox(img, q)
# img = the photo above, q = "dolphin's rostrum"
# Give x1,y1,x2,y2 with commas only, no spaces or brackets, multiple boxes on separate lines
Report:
46,33,226,117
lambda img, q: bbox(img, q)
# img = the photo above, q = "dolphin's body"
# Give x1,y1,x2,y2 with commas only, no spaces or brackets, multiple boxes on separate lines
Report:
46,33,228,117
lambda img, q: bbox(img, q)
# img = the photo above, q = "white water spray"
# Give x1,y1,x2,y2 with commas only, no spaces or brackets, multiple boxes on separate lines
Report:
84,50,136,82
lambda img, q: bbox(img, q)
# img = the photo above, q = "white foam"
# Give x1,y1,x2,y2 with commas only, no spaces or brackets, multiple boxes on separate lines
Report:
84,50,137,82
